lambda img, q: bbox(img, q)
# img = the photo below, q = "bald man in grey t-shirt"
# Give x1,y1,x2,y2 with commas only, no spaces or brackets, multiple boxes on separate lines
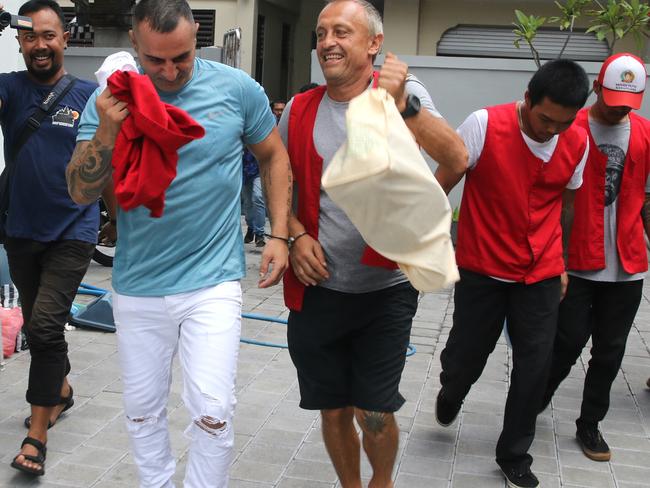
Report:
279,2,468,487
279,77,439,295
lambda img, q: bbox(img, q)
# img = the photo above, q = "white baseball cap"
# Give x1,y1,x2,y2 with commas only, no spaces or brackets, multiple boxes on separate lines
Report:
597,53,647,109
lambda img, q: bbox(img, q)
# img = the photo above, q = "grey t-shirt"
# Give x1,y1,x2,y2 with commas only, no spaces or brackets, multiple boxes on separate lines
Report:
570,117,649,282
279,77,441,293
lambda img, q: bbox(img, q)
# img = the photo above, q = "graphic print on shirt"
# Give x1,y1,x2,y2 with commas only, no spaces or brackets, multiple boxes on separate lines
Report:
51,106,80,128
600,143,626,206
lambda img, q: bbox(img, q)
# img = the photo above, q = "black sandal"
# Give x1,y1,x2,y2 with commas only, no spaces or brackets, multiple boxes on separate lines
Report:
24,386,74,429
10,436,46,476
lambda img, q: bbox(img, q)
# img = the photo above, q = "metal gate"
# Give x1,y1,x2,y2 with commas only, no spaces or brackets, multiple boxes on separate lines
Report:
222,28,242,68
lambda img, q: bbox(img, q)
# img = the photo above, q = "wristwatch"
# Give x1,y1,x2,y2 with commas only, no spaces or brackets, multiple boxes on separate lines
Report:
400,94,421,119
288,231,308,248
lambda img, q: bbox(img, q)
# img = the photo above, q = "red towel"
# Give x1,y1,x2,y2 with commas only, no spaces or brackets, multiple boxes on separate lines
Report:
107,71,205,217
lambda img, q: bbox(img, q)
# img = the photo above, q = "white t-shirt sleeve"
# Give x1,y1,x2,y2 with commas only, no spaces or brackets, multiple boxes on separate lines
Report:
566,139,589,190
456,109,487,170
405,75,442,118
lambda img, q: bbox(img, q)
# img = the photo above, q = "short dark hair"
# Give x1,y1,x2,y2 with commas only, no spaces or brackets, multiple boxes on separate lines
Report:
133,0,194,33
528,59,589,109
298,82,319,94
271,100,286,108
18,0,66,30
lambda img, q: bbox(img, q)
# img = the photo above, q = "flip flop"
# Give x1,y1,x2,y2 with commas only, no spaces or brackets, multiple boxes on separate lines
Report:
10,436,46,476
24,386,74,429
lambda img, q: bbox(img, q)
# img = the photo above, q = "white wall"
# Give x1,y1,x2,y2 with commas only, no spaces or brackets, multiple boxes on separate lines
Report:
382,0,420,55
417,0,641,58
311,52,650,210
0,0,26,170
189,0,238,47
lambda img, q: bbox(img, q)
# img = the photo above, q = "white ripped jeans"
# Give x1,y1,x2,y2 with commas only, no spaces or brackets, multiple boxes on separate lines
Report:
113,281,242,488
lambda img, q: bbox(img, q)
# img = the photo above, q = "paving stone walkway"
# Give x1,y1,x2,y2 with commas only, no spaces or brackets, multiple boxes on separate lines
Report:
1,243,649,487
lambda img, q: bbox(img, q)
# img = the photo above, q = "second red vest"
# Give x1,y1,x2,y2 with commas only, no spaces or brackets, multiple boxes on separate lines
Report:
568,109,650,274
456,102,587,283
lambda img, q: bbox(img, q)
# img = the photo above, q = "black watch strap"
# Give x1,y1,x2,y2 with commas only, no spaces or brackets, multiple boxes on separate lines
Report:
288,231,308,248
400,94,421,119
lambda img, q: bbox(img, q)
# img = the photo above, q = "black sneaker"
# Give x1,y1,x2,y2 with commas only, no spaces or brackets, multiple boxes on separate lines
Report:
244,228,254,243
255,234,266,247
576,422,611,462
435,389,462,427
499,464,539,488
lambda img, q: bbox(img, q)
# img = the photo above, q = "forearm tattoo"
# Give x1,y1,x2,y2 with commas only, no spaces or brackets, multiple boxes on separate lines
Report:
66,138,113,203
287,161,293,219
260,164,272,224
259,157,292,229
362,411,387,435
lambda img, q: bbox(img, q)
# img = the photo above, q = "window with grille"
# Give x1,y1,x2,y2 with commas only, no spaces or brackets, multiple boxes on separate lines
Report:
437,25,609,61
62,7,94,47
194,10,216,48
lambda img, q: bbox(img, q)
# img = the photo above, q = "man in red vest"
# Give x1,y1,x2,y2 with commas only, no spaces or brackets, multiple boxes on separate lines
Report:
434,60,590,488
541,53,650,463
278,1,468,486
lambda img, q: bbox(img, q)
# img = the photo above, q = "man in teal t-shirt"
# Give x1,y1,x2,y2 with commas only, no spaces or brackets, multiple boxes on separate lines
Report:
66,1,292,486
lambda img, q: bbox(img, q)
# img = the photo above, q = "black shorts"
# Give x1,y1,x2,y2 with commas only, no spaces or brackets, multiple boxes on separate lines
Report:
287,281,418,412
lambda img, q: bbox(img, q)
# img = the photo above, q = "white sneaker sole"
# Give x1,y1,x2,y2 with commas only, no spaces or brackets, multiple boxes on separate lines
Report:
500,468,540,488
434,394,460,427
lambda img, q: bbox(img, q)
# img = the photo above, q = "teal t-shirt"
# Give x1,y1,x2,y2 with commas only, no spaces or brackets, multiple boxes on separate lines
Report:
77,58,275,296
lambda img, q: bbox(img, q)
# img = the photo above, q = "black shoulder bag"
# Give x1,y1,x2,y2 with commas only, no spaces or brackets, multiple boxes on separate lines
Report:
0,74,77,242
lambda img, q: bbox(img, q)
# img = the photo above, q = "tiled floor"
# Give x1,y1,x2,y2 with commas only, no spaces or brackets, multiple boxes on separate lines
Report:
1,242,649,487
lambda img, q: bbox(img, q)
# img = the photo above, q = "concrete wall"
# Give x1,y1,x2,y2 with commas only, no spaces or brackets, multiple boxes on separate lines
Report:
383,0,420,55
257,0,298,100
416,0,640,58
310,52,650,209
288,0,321,97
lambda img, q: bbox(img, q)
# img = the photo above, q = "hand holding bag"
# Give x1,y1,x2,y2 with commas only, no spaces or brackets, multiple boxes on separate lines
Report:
321,87,459,292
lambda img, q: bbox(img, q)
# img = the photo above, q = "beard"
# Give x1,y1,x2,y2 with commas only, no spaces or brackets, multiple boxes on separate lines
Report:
25,53,62,82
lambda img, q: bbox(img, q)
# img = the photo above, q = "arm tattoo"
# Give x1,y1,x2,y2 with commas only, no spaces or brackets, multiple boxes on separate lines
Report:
66,138,114,204
362,411,387,435
260,164,271,224
286,161,293,219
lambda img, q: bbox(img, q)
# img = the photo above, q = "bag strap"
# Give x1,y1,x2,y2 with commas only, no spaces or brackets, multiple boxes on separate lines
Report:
9,73,77,164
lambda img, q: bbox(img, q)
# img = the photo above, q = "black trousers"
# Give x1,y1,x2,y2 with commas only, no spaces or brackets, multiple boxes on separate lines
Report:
440,268,561,469
5,237,94,406
543,276,643,426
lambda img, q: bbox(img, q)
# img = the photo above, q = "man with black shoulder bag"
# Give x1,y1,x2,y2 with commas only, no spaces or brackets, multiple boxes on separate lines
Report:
0,0,114,477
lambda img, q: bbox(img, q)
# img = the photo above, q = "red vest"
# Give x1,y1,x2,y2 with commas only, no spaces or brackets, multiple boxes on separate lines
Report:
568,109,650,273
456,102,587,283
283,85,396,311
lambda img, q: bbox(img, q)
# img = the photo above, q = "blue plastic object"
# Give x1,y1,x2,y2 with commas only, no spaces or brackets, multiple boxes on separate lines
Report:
74,284,416,356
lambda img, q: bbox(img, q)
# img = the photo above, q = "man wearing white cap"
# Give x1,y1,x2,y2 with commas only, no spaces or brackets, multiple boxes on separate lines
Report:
542,52,650,462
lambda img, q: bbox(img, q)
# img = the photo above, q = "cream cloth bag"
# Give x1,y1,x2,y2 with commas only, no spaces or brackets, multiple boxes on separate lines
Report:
321,88,459,292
